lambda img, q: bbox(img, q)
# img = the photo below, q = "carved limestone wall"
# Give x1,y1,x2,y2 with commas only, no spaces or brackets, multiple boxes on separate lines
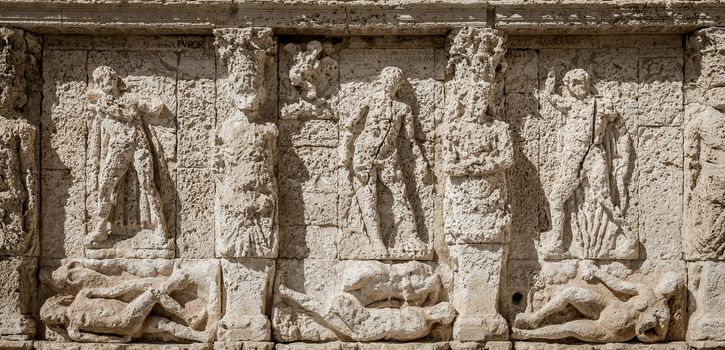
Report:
0,5,723,349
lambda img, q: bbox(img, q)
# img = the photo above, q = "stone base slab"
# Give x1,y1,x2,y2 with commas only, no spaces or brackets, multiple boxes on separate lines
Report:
512,343,688,350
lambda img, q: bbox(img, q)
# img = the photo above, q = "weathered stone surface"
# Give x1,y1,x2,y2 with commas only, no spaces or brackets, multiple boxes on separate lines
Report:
218,258,274,342
214,27,279,259
0,27,39,257
507,259,687,343
0,257,37,340
39,258,220,343
0,12,722,350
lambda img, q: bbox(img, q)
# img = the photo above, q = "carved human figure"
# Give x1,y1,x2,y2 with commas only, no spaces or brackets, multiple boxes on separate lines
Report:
41,270,210,343
684,84,725,259
340,261,442,308
215,28,278,258
0,28,37,255
277,285,455,342
513,262,684,343
340,66,427,258
540,69,632,258
86,66,167,247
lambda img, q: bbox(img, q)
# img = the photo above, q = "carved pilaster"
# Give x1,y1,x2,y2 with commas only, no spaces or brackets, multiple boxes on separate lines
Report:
213,27,278,342
443,27,511,341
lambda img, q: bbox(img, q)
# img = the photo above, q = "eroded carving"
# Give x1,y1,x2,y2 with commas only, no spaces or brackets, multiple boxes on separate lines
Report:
539,69,635,260
281,40,337,121
339,66,430,259
40,259,220,343
86,66,172,258
513,261,684,343
684,29,725,261
444,27,512,245
275,261,455,342
0,27,38,256
214,28,279,258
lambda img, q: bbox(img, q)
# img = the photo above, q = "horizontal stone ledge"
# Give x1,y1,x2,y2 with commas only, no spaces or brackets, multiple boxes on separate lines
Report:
16,341,718,349
0,1,723,35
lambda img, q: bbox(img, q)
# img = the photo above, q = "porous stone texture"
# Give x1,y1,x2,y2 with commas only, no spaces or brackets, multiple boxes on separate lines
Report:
0,4,723,349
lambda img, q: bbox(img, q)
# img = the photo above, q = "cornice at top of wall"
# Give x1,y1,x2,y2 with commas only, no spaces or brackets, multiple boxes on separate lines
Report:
0,0,723,35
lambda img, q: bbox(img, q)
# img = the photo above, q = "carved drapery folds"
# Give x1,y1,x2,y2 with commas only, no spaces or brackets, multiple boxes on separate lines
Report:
6,18,725,349
213,27,278,342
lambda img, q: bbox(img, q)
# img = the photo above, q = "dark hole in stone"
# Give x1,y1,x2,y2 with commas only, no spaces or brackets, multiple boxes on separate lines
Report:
512,292,523,305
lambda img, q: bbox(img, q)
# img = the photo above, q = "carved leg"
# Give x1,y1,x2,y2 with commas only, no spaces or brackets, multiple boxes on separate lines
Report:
143,315,211,342
156,294,205,330
512,319,612,343
117,289,161,335
353,170,387,255
514,287,606,329
133,146,166,236
542,144,589,258
381,162,426,257
277,286,359,340
89,145,133,245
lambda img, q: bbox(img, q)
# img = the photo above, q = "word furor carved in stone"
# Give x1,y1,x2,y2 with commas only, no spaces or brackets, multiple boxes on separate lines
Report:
0,3,722,348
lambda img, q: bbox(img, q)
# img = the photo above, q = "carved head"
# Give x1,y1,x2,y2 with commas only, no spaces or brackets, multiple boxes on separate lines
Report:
92,66,125,96
40,294,73,327
232,49,270,115
0,28,28,112
214,28,275,116
654,271,685,298
380,66,405,98
562,69,591,100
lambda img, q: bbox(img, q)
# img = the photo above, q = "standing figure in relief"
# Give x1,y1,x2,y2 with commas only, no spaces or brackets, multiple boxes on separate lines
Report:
340,66,427,258
85,66,167,247
215,34,278,258
541,68,633,259
685,83,725,259
513,262,684,343
0,28,37,255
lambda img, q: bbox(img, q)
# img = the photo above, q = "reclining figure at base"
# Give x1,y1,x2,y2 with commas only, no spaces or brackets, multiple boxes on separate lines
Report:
513,261,684,343
41,267,211,343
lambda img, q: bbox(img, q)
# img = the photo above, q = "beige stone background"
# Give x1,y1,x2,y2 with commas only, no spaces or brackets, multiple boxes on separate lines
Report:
0,2,724,347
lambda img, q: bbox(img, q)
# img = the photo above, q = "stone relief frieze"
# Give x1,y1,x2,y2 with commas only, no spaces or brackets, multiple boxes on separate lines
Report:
0,19,722,350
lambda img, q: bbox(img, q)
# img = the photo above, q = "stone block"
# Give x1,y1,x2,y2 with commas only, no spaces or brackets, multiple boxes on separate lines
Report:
219,258,275,342
638,127,682,260
0,257,36,341
176,168,215,259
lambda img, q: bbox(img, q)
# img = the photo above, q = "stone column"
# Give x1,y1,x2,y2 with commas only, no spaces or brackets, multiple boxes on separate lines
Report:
443,27,511,342
0,26,40,343
213,27,278,342
683,27,725,348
